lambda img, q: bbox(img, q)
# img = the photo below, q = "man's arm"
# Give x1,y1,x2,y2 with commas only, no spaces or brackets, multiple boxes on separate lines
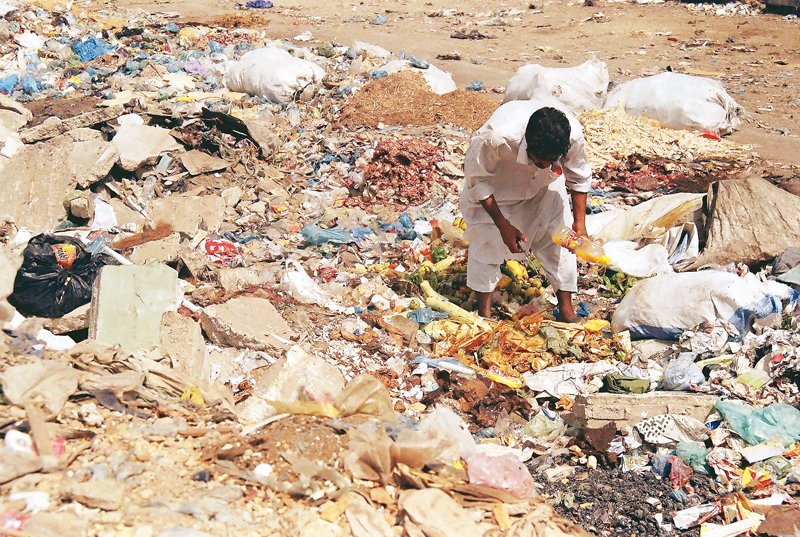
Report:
570,190,588,238
480,195,526,253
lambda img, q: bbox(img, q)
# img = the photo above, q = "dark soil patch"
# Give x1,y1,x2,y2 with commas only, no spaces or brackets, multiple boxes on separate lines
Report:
25,96,102,127
535,462,721,537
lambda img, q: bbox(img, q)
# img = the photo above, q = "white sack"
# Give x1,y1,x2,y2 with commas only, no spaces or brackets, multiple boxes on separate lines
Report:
503,58,609,114
612,271,799,340
603,241,673,278
604,72,744,134
224,47,326,104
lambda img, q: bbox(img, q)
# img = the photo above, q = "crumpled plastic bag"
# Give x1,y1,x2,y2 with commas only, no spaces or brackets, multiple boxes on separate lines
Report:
521,411,567,443
661,352,705,391
335,374,399,423
676,441,711,475
282,260,348,313
464,451,535,499
715,400,800,446
398,489,489,537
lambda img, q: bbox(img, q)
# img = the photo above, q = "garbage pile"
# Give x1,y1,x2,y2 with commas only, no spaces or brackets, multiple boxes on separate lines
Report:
1,0,799,536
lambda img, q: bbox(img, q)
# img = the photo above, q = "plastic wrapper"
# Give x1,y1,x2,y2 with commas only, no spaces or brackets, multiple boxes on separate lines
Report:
8,234,106,318
676,441,711,475
464,452,535,499
406,307,447,324
521,411,567,443
715,401,800,447
668,455,694,490
335,374,398,423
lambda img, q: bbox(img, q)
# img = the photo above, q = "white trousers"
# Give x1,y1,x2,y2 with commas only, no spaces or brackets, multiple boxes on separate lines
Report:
465,180,578,294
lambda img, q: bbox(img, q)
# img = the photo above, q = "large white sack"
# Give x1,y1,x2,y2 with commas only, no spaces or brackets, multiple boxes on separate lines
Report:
502,58,609,114
593,192,704,243
224,47,326,104
604,72,744,134
612,271,799,340
379,59,456,95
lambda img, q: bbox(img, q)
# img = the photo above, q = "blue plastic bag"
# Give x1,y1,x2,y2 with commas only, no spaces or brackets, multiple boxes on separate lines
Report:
245,0,272,7
20,75,41,95
0,74,19,94
301,224,353,245
716,400,800,446
407,307,447,324
72,36,115,62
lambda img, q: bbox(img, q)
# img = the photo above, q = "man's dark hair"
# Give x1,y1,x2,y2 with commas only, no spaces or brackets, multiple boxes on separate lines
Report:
524,107,571,161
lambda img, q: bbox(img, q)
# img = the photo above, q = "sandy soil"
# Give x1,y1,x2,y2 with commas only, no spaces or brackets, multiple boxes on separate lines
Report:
101,0,800,164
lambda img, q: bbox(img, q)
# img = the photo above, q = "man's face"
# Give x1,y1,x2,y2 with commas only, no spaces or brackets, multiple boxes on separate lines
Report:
527,152,556,170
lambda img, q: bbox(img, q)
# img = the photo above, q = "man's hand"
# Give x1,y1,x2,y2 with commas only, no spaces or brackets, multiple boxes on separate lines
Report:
572,220,589,239
498,220,527,253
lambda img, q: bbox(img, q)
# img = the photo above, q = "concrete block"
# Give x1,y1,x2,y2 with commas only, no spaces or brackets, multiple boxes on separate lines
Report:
160,311,208,382
200,296,294,351
112,124,182,171
572,392,718,430
89,264,181,353
150,195,225,234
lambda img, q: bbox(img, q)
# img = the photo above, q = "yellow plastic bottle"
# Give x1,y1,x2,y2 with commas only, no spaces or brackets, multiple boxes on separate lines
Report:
552,226,611,266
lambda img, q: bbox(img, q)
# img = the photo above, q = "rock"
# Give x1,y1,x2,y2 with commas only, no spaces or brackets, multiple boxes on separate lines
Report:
63,479,125,510
150,195,225,234
200,296,294,351
571,392,718,430
160,311,208,382
217,267,268,293
0,94,32,133
221,186,243,207
68,195,92,219
41,303,90,334
129,233,183,264
89,264,181,353
112,124,183,172
0,447,43,484
180,149,230,176
248,200,267,215
235,345,346,422
20,105,125,143
109,198,146,230
0,128,119,231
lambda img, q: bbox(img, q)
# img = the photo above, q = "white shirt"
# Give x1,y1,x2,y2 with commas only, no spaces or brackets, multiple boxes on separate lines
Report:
460,99,592,225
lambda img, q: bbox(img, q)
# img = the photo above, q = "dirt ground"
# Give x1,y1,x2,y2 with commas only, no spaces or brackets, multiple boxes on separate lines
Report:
102,0,800,165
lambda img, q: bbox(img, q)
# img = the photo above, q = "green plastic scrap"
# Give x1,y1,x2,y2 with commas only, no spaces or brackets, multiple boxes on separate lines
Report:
539,325,582,359
715,400,800,446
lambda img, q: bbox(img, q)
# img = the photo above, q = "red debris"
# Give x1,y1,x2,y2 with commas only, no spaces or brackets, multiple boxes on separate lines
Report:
345,139,453,210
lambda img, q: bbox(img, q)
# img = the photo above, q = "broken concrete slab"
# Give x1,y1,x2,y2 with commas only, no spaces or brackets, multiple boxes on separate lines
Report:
150,195,225,234
112,124,183,172
160,311,208,382
109,198,146,230
180,149,230,176
221,186,243,207
0,94,32,133
243,118,284,158
90,264,181,353
200,296,294,351
41,303,90,334
63,479,126,511
129,233,183,264
20,104,126,143
571,392,718,430
217,267,270,294
235,345,346,422
1,128,119,230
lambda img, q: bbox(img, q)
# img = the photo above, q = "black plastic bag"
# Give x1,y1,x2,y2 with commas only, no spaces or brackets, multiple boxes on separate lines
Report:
8,234,105,318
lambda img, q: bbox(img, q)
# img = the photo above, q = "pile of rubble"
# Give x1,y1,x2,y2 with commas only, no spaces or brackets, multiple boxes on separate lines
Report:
1,0,799,536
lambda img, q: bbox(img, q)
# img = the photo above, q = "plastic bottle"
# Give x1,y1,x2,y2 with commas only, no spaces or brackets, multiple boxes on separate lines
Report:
551,226,611,266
